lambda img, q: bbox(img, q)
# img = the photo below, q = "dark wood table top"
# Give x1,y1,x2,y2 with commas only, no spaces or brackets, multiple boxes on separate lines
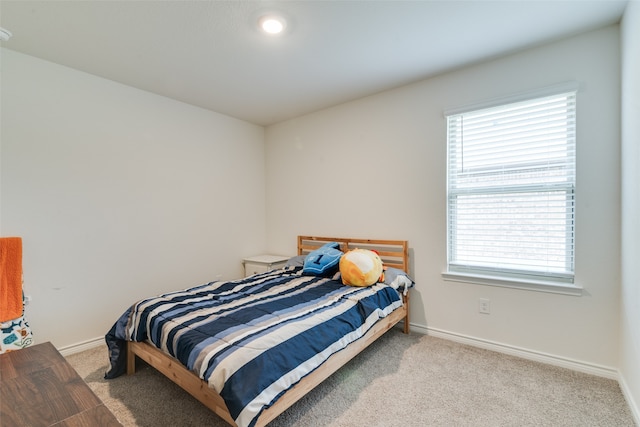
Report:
0,341,121,427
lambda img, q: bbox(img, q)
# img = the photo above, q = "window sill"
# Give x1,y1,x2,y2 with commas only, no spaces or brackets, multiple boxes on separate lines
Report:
442,272,583,296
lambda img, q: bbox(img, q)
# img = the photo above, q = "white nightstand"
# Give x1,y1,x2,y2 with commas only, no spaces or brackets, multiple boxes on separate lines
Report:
243,254,290,277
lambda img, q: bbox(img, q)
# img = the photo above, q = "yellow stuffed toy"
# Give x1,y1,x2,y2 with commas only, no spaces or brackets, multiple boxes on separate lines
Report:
340,249,384,287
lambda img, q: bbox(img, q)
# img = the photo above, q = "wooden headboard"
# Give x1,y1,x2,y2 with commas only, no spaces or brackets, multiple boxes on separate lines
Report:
297,236,409,273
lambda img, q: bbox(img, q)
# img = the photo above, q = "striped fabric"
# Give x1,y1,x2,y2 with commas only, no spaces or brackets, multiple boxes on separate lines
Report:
108,266,402,427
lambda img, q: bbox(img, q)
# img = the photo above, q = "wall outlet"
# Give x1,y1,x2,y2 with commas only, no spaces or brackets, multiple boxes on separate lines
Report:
479,298,491,314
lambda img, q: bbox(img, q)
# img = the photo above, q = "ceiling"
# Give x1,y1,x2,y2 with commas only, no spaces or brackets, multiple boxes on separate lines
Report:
0,0,629,126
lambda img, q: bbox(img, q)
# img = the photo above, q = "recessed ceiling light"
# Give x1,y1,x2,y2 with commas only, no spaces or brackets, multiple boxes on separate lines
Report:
259,15,286,35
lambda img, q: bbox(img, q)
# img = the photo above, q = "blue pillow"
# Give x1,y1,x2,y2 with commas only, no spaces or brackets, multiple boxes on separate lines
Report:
303,242,343,276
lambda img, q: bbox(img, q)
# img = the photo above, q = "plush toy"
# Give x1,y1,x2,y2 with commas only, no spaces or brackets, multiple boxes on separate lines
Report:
339,249,384,287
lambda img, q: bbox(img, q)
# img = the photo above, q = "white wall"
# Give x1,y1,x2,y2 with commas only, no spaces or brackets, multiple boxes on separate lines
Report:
266,26,621,369
0,49,266,348
0,20,631,412
620,0,640,421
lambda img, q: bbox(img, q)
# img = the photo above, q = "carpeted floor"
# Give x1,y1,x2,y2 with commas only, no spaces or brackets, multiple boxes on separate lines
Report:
66,331,635,426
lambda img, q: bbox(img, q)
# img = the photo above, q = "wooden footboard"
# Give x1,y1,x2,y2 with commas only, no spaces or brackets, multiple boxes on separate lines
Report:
128,302,406,427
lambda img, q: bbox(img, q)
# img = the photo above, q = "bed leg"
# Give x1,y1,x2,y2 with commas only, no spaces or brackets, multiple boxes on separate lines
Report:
127,341,136,375
403,293,410,334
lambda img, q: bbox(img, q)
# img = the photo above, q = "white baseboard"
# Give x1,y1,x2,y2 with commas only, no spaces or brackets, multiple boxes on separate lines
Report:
410,322,619,380
54,325,640,425
618,372,640,426
412,323,640,424
57,336,105,357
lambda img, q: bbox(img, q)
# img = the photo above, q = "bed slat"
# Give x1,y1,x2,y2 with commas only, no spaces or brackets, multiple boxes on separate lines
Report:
297,236,409,273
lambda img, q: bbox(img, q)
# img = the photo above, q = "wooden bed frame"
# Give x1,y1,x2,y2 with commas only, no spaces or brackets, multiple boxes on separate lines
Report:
127,236,410,427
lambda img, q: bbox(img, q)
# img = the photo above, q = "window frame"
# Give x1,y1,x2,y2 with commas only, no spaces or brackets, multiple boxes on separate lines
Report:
442,83,582,296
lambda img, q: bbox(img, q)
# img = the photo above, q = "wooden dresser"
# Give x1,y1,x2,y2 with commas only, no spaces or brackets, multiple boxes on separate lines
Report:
0,341,121,426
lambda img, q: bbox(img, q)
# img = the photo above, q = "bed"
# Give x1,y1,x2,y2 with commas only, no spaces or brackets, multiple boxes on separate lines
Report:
105,236,412,427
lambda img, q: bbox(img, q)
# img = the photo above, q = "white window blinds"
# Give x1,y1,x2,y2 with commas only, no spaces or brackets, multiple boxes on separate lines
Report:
446,91,576,284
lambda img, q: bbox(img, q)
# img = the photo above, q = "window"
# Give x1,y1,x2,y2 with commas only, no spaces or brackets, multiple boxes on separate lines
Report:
445,88,577,291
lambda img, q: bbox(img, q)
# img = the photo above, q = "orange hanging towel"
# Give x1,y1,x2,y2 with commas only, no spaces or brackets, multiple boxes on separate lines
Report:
0,237,23,322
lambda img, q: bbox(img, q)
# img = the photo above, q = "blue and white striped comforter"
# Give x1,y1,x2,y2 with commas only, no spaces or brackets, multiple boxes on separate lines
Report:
105,266,403,427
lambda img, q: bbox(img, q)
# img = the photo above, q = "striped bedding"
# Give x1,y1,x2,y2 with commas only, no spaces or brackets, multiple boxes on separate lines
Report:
105,266,403,427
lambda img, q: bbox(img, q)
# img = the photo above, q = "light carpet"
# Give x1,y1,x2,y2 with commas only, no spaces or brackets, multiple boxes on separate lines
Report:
65,331,635,426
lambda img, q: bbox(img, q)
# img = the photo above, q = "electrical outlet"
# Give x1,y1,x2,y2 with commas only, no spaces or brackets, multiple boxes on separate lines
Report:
479,298,491,314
